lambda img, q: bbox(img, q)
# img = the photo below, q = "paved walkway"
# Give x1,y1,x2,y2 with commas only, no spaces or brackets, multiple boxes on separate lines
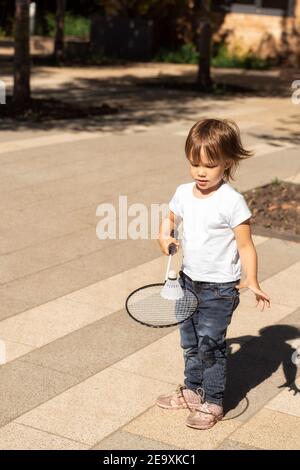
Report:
0,63,299,450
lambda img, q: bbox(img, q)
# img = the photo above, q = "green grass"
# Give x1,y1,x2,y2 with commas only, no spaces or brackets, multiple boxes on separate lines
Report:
271,177,280,185
153,42,270,70
44,12,90,38
212,44,270,70
153,43,199,64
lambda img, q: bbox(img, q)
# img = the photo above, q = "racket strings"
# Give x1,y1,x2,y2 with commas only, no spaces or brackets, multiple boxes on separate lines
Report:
126,285,198,327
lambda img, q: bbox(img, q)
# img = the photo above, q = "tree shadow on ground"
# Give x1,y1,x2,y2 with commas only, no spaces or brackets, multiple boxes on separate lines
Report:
224,324,300,417
0,66,296,132
0,74,220,132
248,114,300,147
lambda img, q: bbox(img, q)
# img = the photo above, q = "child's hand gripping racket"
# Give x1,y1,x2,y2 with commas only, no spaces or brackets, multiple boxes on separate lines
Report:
125,242,199,328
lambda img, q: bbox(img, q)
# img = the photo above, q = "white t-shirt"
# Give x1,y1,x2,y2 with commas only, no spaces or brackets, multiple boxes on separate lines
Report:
169,180,252,282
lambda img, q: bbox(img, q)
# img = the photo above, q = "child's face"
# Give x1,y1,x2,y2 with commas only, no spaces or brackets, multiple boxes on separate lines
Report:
188,152,230,191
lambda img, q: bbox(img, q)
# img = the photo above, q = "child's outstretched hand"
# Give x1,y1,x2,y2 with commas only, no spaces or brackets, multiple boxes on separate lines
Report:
235,280,271,311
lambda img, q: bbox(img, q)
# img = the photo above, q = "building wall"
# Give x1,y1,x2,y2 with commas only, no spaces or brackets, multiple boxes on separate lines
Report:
213,0,300,64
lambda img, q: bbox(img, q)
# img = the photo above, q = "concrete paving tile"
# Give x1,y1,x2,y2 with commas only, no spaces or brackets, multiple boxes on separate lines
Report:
227,310,300,367
0,234,285,323
0,296,33,322
0,298,110,348
0,132,101,155
0,127,149,170
229,408,300,450
1,260,297,427
224,311,300,422
0,338,34,364
250,141,295,158
216,439,262,450
0,142,172,226
0,253,180,363
0,66,299,451
284,172,300,184
0,178,106,226
0,184,47,213
0,129,53,144
266,377,300,418
224,360,285,423
0,178,62,214
259,261,300,309
252,235,269,247
0,221,78,256
92,430,180,450
0,360,78,427
227,296,294,341
0,159,155,226
112,330,183,385
0,227,109,284
255,239,300,281
63,252,175,310
1,149,111,184
233,146,300,192
123,406,240,450
0,264,101,318
0,227,102,284
0,422,88,450
0,139,112,180
16,368,173,446
0,241,159,317
112,306,299,422
1,208,90,242
0,181,102,225
0,173,32,193
277,307,300,327
224,306,300,419
62,239,165,289
0,252,47,285
19,308,173,380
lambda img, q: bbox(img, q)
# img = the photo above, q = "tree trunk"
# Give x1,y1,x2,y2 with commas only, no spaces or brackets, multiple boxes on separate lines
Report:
195,0,212,90
54,0,66,61
13,0,30,108
197,21,212,89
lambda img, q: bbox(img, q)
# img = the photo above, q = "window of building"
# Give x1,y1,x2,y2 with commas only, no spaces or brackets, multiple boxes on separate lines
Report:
212,0,295,16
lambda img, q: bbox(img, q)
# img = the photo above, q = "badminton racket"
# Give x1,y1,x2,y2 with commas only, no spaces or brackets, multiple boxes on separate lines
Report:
125,242,199,328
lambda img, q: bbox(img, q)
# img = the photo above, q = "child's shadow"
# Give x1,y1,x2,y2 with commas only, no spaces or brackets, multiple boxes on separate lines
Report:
224,325,300,415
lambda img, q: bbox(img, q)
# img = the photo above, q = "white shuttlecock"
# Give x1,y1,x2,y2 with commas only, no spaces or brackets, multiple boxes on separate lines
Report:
160,270,184,300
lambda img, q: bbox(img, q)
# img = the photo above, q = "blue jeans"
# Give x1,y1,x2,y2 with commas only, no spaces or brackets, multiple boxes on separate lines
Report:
178,271,240,406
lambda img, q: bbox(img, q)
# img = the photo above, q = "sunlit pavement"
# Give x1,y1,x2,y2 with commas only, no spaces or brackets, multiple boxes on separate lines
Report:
0,63,299,450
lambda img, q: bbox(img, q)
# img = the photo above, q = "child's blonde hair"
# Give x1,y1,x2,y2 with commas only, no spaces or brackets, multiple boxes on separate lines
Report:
185,118,253,181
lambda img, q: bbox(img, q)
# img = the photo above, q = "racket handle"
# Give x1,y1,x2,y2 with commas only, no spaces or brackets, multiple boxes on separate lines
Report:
168,243,177,256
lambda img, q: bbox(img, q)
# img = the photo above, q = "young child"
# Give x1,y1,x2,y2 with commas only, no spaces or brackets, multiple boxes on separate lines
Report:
156,118,271,430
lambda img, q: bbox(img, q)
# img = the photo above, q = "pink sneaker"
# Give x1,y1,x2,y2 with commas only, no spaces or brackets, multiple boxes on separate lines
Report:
156,385,204,411
186,402,224,430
